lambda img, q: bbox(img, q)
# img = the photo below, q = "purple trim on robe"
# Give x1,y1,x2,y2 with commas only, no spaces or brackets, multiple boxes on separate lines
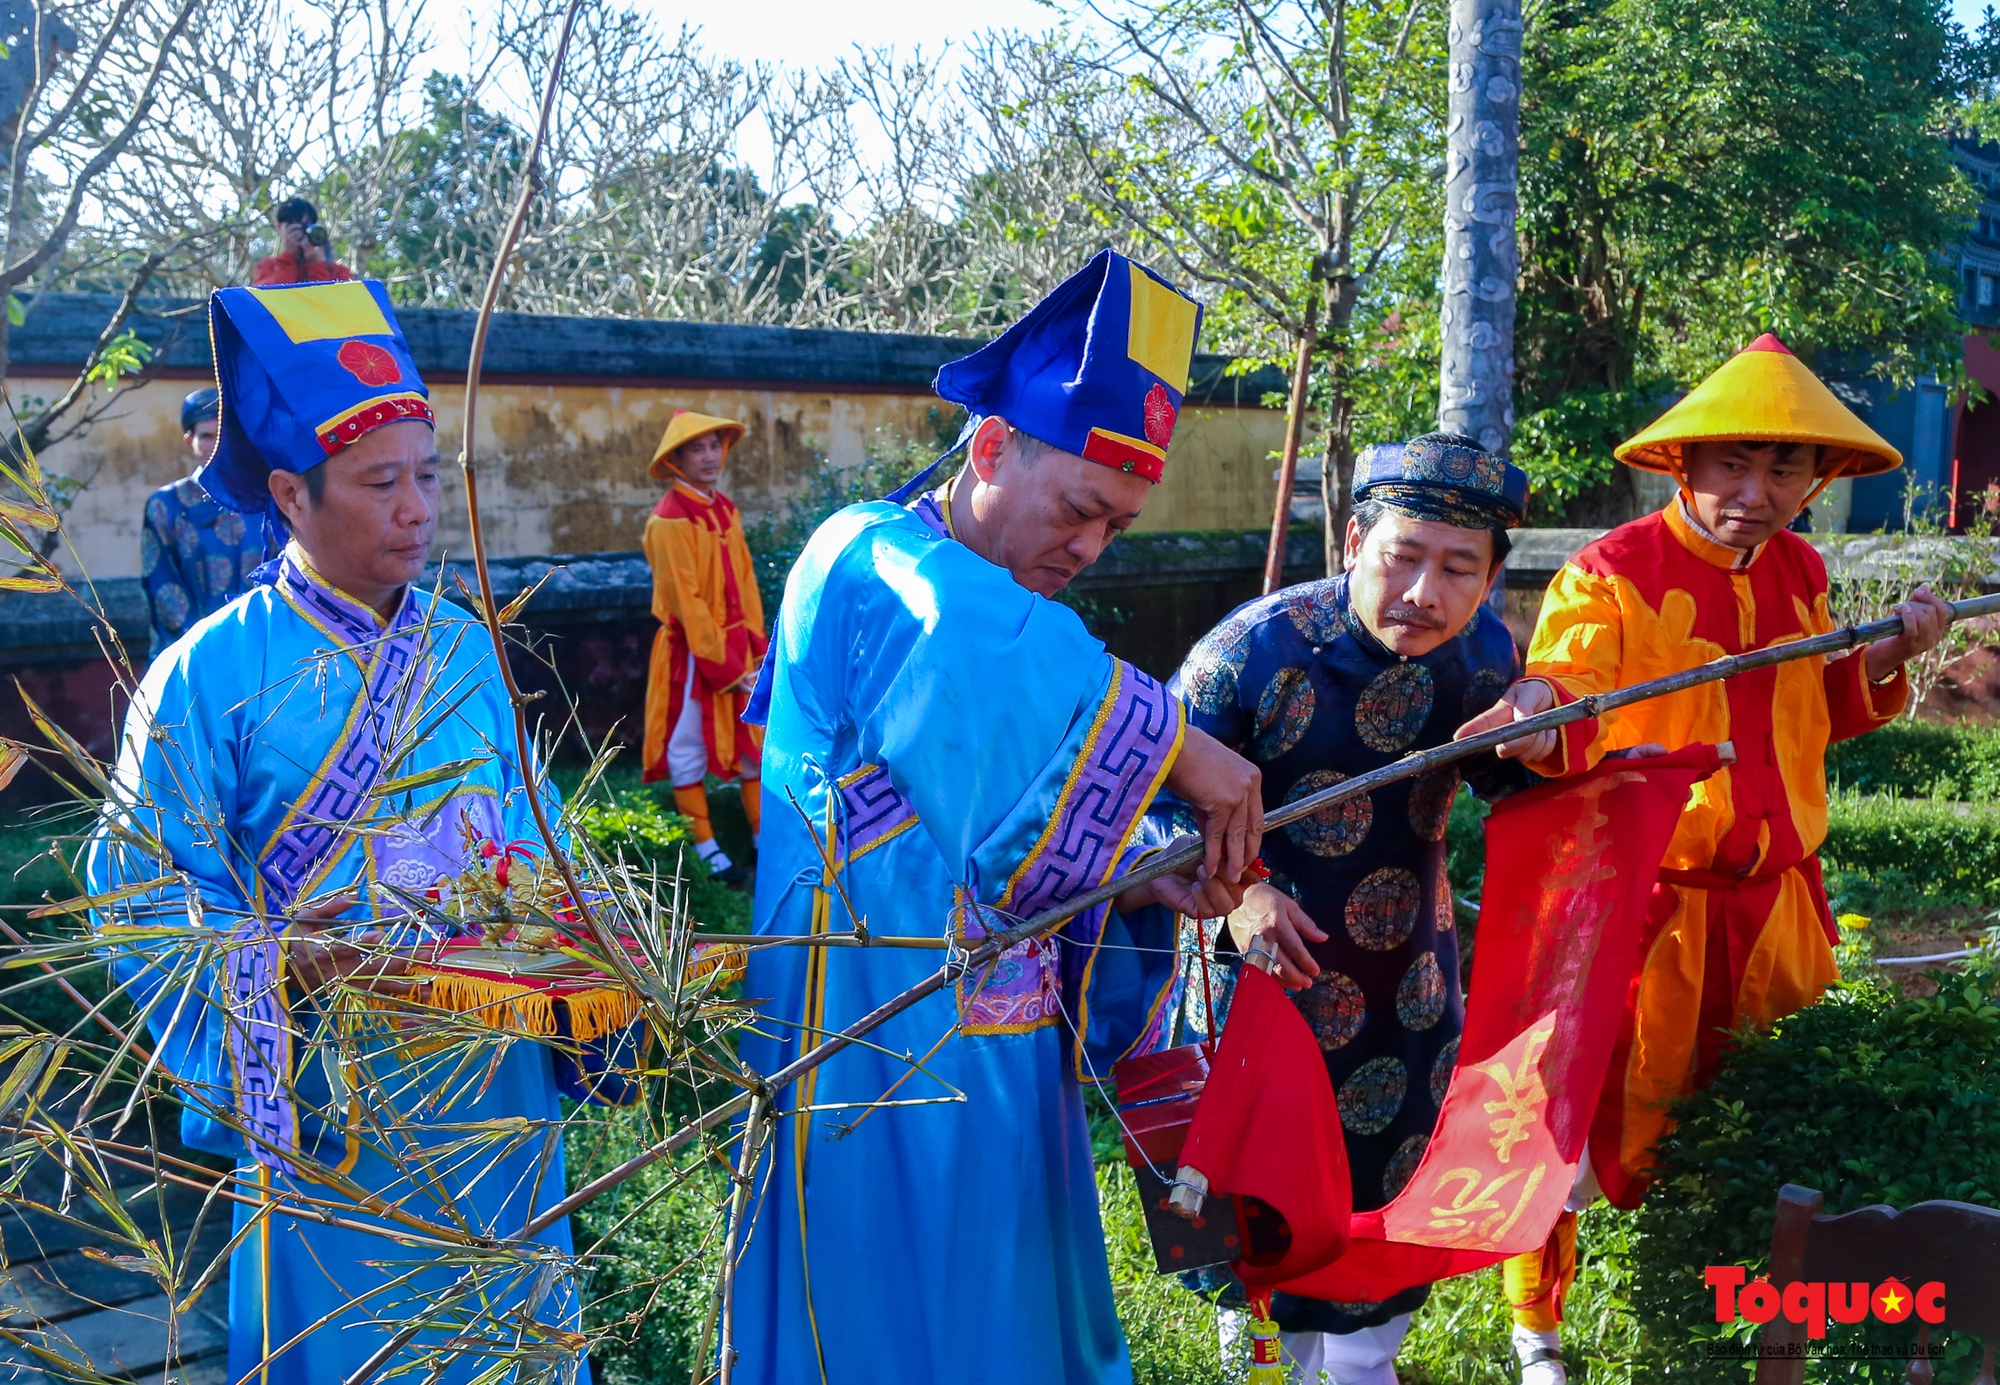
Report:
908,489,950,540
226,936,295,1169
837,764,918,859
230,550,431,1173
1001,662,1182,920
959,664,1182,1033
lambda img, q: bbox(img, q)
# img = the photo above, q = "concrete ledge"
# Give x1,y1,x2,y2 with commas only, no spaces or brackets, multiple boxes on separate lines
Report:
16,524,1992,664
7,292,1289,404
1501,528,2000,590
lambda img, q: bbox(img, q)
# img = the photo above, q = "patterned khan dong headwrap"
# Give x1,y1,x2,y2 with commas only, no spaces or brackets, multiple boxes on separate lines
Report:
1352,431,1530,530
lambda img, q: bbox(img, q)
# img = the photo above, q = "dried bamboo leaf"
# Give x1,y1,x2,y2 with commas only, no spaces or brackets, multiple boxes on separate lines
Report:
0,567,62,593
497,568,559,625
0,739,28,794
372,755,490,798
27,877,177,919
0,495,57,530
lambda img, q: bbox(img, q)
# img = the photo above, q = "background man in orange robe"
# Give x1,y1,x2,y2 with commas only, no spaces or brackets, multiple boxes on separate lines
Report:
641,409,766,885
1460,335,1951,1385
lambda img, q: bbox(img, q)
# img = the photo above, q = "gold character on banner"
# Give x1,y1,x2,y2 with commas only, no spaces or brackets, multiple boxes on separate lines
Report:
1479,1019,1554,1164
1422,1162,1549,1246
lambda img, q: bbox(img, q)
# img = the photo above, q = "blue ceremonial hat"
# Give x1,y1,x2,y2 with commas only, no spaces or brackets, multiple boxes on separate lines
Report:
1352,432,1529,529
198,279,435,514
930,249,1202,484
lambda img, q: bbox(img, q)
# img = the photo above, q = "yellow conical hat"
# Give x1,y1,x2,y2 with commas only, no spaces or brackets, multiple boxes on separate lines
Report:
1615,334,1902,478
650,409,745,480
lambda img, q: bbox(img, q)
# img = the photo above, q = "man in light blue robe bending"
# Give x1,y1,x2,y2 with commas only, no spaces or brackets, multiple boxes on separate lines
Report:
88,280,623,1384
736,250,1267,1384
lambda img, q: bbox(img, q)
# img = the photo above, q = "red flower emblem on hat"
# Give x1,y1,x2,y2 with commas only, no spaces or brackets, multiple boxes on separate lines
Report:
336,340,401,387
1143,382,1177,448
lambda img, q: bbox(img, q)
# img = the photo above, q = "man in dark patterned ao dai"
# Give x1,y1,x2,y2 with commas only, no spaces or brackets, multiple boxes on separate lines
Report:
1176,432,1533,1385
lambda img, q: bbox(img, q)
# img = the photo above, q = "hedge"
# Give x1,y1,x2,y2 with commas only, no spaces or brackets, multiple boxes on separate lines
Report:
1825,720,2000,802
1819,791,2000,909
1629,959,2000,1381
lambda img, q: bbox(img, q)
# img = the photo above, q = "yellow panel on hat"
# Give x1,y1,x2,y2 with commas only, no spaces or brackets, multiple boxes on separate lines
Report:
1126,263,1198,392
245,282,393,344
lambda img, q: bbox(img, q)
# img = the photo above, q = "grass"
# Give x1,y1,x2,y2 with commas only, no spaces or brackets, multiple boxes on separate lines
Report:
1101,1159,1644,1384
9,719,2000,1382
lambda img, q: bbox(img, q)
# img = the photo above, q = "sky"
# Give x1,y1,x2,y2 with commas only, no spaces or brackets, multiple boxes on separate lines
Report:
639,0,1066,66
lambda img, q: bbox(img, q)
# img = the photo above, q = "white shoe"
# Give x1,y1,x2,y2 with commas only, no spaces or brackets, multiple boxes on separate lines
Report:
1512,1325,1567,1385
693,837,736,874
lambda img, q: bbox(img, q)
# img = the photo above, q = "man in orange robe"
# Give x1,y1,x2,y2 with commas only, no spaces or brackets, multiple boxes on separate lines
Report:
1460,335,1951,1385
641,409,767,885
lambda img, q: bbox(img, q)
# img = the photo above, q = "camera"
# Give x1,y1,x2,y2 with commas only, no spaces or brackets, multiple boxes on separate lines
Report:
305,224,330,248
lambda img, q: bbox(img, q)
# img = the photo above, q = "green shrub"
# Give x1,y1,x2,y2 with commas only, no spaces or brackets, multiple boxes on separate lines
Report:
1628,957,2000,1381
1826,720,2000,802
566,1103,730,1384
572,791,751,935
1820,792,2000,910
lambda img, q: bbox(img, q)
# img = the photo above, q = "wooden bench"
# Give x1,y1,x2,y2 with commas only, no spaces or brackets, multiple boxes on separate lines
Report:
1756,1183,2000,1385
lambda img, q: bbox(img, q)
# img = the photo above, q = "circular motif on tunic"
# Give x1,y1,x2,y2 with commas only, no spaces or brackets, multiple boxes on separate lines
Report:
1283,770,1374,858
155,582,190,632
1252,667,1316,762
1461,666,1508,721
1407,768,1460,842
173,515,201,562
1430,1035,1460,1108
1382,1133,1429,1199
1184,615,1256,715
215,509,246,547
1283,581,1347,645
1338,1056,1408,1136
1396,951,1447,1031
1293,968,1366,1052
1345,867,1421,950
140,526,161,577
1354,663,1435,753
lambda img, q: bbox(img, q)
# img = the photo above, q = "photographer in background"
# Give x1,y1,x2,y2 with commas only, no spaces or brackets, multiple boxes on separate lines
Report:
251,196,354,286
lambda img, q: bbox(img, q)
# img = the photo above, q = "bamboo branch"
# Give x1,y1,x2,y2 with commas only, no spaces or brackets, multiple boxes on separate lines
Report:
513,590,2000,1237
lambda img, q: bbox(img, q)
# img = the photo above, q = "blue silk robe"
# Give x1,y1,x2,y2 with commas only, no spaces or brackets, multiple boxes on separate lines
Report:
1175,574,1524,1334
88,548,598,1385
735,489,1186,1385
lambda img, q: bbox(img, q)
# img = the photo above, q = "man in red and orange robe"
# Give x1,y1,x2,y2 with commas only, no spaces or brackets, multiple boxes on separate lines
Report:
1462,335,1951,1385
640,409,766,884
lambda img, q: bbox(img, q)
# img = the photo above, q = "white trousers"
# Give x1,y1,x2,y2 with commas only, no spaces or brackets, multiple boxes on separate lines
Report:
666,652,710,788
1218,1308,1412,1385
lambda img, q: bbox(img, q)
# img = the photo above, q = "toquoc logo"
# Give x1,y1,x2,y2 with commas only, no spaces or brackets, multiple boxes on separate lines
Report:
1707,1267,1946,1339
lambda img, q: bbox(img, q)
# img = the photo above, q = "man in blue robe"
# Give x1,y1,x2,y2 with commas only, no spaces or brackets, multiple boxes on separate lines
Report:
1176,433,1534,1385
88,280,619,1385
734,250,1267,1385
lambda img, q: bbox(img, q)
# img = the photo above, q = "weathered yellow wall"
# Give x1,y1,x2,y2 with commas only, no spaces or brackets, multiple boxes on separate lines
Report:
40,375,1286,578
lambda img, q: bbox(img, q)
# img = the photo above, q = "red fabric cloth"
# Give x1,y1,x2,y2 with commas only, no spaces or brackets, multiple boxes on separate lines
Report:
1180,966,1351,1287
251,255,355,286
1276,745,1723,1303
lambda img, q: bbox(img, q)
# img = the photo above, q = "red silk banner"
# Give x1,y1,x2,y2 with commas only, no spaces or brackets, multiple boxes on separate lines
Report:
1179,965,1352,1286
1263,745,1725,1302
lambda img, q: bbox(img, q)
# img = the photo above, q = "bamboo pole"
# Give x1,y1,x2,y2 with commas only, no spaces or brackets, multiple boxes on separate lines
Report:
1262,299,1319,596
514,591,1998,1242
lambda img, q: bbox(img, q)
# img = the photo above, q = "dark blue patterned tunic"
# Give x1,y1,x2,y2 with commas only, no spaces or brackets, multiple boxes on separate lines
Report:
1175,573,1524,1331
141,475,270,659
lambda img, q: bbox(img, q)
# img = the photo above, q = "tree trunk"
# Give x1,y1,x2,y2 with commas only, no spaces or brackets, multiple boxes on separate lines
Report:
1321,270,1360,576
1438,0,1522,452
